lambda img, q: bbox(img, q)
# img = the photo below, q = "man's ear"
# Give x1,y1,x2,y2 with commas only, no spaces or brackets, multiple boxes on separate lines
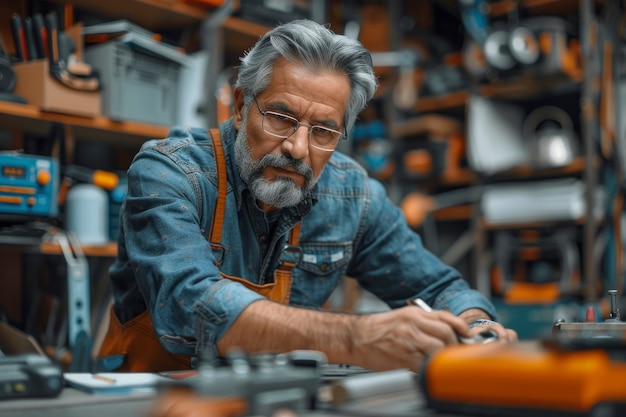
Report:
233,87,245,130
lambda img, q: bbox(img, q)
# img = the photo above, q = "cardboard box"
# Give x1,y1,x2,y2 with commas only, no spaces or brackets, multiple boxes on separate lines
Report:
13,60,101,117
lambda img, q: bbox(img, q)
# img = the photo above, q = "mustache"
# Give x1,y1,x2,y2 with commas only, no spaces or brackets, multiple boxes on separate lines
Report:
257,154,314,181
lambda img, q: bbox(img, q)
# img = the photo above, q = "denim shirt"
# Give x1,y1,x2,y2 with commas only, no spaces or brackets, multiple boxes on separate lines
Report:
109,119,497,360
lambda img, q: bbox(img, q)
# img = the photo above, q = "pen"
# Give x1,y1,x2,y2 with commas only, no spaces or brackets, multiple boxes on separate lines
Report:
93,374,117,384
407,298,432,312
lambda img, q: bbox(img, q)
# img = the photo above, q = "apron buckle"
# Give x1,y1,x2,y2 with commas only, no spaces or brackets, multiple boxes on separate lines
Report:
279,245,302,266
211,243,226,266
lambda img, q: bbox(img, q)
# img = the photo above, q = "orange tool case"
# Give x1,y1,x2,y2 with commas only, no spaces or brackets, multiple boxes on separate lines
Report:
420,339,626,416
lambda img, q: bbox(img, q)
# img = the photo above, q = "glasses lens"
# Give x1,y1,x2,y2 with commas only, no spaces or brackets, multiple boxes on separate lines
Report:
311,126,341,150
264,112,298,137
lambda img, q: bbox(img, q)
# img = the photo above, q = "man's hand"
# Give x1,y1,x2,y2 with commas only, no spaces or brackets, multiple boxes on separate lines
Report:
350,305,503,372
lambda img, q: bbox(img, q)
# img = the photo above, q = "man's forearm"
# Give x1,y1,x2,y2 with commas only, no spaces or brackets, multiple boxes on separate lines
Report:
216,299,357,365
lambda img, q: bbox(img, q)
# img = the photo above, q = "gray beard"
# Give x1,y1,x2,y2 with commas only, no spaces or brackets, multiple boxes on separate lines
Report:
234,116,318,209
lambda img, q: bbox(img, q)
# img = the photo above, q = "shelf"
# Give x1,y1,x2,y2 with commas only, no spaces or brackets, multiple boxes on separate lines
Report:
47,0,207,30
222,17,268,58
39,240,117,257
415,91,469,113
433,203,474,222
490,0,584,17
413,73,582,113
480,74,583,101
483,156,588,181
0,101,169,148
222,16,268,38
480,217,588,231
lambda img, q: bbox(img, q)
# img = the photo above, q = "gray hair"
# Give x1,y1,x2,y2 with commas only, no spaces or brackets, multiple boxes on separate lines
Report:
235,19,378,134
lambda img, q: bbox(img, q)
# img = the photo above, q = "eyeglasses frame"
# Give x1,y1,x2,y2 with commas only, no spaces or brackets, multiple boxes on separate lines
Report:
253,97,346,152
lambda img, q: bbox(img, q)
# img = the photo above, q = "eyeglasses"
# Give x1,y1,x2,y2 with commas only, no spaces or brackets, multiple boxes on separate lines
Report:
253,97,345,152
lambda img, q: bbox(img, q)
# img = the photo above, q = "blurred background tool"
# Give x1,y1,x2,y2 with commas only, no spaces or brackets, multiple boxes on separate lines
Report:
156,349,325,417
0,151,59,218
421,338,626,416
552,289,626,342
326,369,416,406
0,354,63,400
57,165,118,206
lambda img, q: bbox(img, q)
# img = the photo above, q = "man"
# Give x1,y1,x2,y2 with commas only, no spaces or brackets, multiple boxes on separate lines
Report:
99,19,516,373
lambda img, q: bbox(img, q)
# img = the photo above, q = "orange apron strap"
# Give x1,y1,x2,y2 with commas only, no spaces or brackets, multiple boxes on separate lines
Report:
208,128,227,265
289,222,301,246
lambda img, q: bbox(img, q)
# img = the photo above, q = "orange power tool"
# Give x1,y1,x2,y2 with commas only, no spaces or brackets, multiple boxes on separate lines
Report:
420,339,626,416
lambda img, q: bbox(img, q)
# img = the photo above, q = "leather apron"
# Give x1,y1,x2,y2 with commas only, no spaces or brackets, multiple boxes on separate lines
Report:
98,129,302,372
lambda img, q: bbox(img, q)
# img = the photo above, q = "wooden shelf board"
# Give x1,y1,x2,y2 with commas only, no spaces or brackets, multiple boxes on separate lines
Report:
480,74,582,101
490,0,583,17
0,101,169,147
39,241,118,257
222,17,268,38
415,91,469,113
480,217,587,230
222,17,268,59
48,0,206,30
433,204,474,221
483,157,587,180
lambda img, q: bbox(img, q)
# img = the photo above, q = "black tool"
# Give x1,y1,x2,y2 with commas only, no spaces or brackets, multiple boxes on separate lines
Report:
0,31,26,103
0,354,63,399
0,33,17,92
10,13,27,61
44,11,99,91
32,13,48,59
45,11,59,69
24,17,39,61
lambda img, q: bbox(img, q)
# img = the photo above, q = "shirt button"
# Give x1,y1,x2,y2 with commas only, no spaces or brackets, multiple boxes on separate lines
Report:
320,263,328,272
260,236,267,242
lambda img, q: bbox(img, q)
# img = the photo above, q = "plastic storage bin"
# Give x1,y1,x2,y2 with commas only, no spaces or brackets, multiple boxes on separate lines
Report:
84,42,180,126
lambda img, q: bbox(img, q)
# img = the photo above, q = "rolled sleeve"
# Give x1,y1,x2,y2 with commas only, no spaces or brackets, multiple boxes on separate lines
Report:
433,280,498,321
190,279,266,355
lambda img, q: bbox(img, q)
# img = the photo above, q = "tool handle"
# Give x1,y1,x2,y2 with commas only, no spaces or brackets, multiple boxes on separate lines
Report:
24,17,39,61
32,13,48,59
10,13,26,61
45,12,59,68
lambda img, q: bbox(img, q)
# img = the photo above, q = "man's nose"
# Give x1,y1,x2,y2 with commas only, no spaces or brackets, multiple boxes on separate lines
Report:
282,125,310,158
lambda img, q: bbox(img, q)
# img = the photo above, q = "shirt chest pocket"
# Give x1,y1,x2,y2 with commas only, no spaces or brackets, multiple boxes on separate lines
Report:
297,242,352,276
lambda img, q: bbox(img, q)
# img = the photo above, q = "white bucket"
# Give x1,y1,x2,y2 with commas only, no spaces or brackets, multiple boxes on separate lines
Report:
66,184,109,245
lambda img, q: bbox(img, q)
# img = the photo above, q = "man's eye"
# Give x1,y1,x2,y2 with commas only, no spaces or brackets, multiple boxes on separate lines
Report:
313,127,335,138
269,113,295,124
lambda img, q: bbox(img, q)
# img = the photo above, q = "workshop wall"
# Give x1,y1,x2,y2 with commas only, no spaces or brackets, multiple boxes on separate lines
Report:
0,0,623,348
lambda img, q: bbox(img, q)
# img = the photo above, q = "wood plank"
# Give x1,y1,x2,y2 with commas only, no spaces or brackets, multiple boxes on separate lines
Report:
39,240,118,257
0,101,169,148
46,0,206,30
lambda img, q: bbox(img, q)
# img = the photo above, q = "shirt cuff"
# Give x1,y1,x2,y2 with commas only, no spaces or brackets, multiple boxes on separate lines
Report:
442,288,499,321
468,318,498,329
